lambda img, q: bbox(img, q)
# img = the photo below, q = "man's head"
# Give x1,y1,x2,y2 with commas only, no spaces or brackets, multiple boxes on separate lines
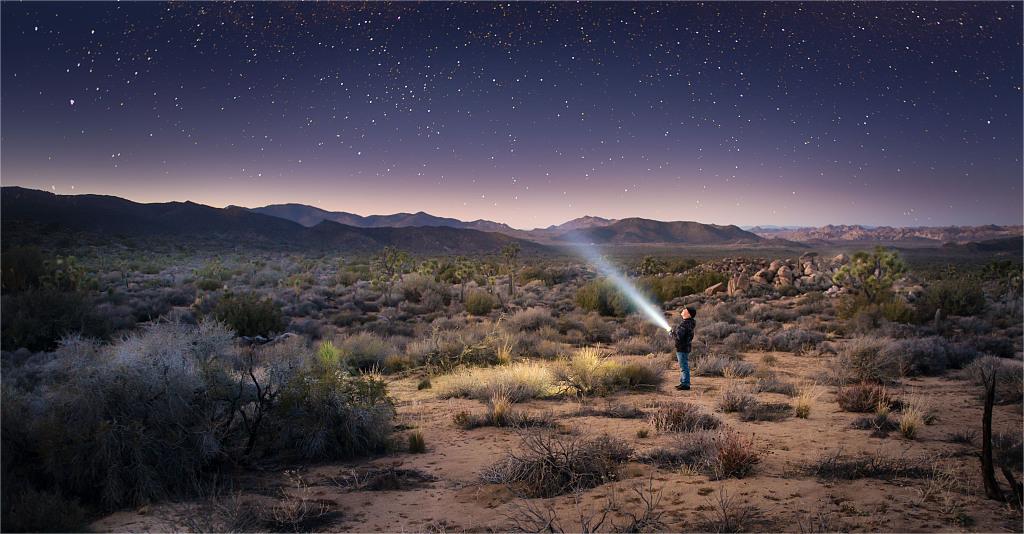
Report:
681,307,696,319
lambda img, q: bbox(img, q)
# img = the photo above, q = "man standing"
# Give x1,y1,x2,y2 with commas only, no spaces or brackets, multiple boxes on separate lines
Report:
671,307,697,390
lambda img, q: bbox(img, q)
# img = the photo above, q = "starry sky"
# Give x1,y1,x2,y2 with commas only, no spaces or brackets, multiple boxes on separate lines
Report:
2,2,1021,229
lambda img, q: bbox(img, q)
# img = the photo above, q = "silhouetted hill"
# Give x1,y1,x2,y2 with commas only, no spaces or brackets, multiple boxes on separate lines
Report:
252,203,519,234
554,218,763,245
1,187,546,254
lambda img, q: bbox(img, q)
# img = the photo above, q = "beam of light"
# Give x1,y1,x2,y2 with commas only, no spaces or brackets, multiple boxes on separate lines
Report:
567,241,672,332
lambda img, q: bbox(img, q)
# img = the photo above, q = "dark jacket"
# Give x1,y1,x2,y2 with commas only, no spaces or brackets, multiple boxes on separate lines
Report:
672,318,696,353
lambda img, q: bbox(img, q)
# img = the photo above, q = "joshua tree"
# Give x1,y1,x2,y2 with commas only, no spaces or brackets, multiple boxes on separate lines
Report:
832,246,906,303
371,246,411,303
501,243,521,298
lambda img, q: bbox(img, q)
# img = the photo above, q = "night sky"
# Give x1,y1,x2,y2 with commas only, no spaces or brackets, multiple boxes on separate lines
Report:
2,2,1021,229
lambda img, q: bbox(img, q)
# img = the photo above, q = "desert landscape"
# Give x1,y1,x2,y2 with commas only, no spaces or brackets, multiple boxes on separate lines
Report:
1,186,1022,532
2,2,1022,533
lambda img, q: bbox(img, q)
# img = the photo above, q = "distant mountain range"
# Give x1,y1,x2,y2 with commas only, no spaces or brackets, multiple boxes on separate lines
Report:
3,188,1019,253
252,203,520,234
750,224,1023,244
0,187,544,255
552,218,762,245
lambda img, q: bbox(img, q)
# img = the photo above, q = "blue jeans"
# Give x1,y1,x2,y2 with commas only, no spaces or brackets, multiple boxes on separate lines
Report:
676,351,690,386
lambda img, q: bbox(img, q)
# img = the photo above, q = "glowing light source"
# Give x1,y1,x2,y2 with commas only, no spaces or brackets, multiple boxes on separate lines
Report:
569,241,672,332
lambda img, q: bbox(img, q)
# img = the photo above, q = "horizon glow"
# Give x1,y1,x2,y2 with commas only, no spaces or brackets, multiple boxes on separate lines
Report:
568,241,672,332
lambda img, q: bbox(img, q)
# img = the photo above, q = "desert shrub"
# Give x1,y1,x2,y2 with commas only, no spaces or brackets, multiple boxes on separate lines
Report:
576,279,632,317
517,265,569,286
835,337,899,384
692,353,755,378
835,383,891,412
641,272,727,304
810,450,930,480
505,307,556,332
1,486,88,533
338,332,395,371
606,356,668,390
435,363,554,402
273,365,394,460
196,278,223,291
465,290,496,315
753,374,797,396
413,324,502,370
211,292,285,337
648,402,722,433
2,321,236,509
740,401,792,422
879,336,976,377
481,431,632,497
1,246,48,292
614,336,656,355
699,321,740,341
399,273,448,304
709,431,761,479
639,430,718,469
768,328,824,354
916,279,986,319
969,335,1015,358
718,384,757,413
576,313,614,343
1,288,109,351
850,412,899,438
965,356,1023,404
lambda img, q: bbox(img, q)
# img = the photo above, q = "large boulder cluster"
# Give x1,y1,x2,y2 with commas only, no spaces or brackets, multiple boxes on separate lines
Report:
693,253,853,298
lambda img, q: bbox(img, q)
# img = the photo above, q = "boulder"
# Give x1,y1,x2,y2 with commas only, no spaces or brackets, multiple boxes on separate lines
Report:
769,260,785,272
704,282,726,296
832,253,849,265
727,273,751,296
754,268,774,282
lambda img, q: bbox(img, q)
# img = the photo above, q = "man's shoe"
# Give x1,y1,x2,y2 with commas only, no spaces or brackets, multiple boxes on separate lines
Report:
681,384,691,391
674,383,685,390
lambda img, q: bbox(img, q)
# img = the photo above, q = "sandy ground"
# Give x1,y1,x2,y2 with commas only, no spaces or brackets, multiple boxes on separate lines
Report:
92,350,1023,533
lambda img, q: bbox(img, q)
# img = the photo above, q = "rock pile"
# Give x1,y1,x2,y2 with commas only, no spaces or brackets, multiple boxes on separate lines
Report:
690,252,853,297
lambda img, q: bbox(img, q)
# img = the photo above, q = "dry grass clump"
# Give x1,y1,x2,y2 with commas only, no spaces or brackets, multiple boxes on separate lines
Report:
330,463,437,492
897,407,924,440
481,431,632,497
407,431,427,453
435,362,554,402
793,384,821,418
453,391,556,429
551,347,665,396
648,402,722,433
810,449,930,480
718,383,758,413
835,383,891,412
